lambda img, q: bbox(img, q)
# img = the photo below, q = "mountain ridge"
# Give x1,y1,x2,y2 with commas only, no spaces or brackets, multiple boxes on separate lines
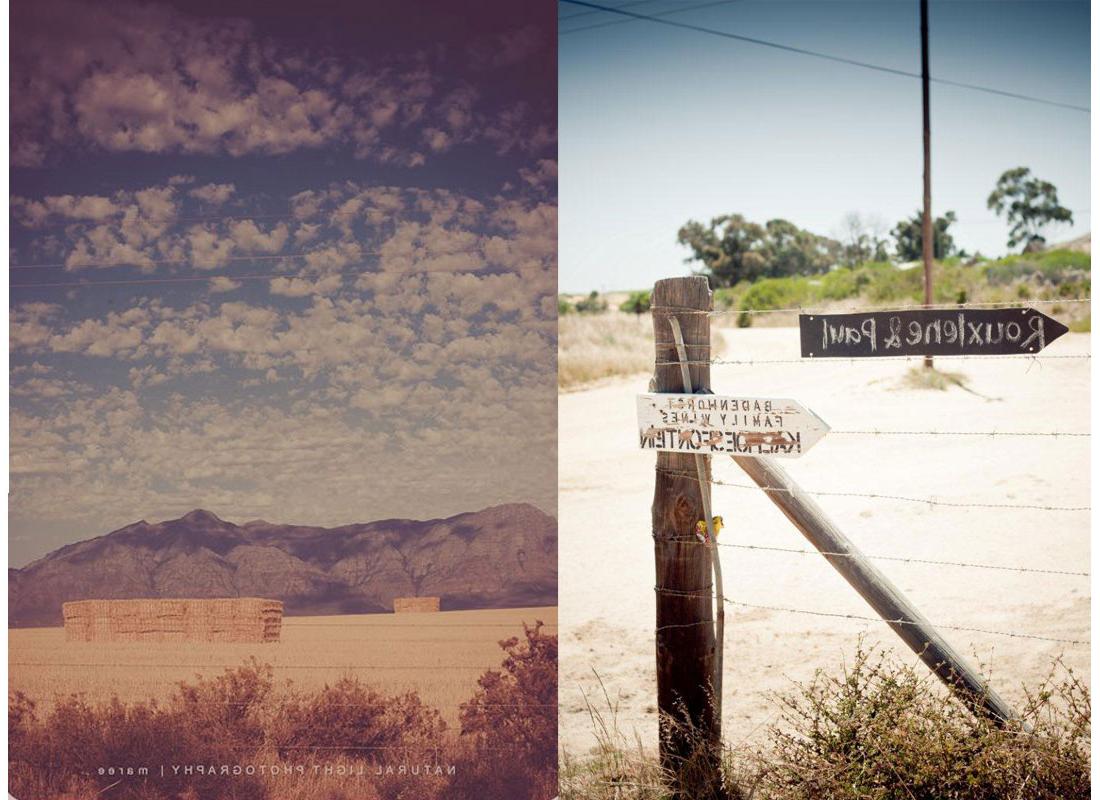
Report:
9,503,556,627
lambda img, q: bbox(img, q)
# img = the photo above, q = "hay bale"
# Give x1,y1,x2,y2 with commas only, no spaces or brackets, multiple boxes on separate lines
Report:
62,598,282,643
393,596,440,613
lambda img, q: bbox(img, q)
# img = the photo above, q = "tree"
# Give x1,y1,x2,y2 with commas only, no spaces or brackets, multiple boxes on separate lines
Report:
677,214,839,287
892,209,957,262
987,167,1073,252
837,212,891,267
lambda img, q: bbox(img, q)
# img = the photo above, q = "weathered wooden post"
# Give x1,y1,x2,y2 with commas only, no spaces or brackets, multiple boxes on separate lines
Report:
651,277,724,797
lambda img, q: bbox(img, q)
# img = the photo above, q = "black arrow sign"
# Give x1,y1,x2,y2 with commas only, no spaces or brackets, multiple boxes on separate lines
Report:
799,308,1069,358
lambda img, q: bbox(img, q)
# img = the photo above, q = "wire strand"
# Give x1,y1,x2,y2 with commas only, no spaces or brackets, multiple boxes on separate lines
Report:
558,0,1091,112
657,467,1090,512
660,536,1089,578
652,588,1089,646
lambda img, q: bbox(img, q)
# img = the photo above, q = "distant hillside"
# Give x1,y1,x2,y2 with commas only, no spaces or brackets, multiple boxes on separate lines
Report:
9,504,556,627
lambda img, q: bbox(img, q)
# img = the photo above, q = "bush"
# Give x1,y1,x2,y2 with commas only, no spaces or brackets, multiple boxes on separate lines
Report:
759,646,1090,800
452,622,558,800
561,648,1090,800
9,628,559,800
620,291,651,314
574,291,608,314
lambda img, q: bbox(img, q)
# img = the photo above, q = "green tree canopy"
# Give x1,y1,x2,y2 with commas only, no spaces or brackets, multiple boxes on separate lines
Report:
677,214,839,287
987,167,1074,252
892,210,957,262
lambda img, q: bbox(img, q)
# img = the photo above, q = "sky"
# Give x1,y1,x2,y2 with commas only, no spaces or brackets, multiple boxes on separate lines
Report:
559,0,1090,292
8,0,557,566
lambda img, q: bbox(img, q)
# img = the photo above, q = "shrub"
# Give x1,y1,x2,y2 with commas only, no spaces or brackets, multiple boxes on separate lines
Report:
758,646,1090,800
620,291,651,314
574,291,608,314
452,622,558,800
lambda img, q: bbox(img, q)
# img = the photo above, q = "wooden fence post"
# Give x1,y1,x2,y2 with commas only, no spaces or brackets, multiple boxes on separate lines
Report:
651,277,724,797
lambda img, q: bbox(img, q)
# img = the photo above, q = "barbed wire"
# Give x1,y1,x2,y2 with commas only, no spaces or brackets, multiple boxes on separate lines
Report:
652,588,1089,647
657,467,1090,512
656,353,1091,366
656,535,1089,577
828,430,1089,438
650,298,1093,317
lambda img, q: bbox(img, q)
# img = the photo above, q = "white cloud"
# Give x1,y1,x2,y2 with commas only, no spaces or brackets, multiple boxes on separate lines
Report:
189,183,235,205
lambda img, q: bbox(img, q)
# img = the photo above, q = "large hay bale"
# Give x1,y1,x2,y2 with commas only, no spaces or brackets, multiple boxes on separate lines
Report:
62,598,283,643
393,596,440,613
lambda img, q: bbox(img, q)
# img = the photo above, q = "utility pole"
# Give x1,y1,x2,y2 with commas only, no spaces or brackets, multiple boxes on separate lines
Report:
920,0,934,369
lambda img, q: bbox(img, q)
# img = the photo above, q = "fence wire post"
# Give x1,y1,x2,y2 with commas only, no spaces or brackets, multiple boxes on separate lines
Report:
651,277,725,798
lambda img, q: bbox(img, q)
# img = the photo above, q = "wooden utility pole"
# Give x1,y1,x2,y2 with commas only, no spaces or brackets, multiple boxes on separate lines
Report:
732,454,1019,725
920,0,934,369
651,277,724,798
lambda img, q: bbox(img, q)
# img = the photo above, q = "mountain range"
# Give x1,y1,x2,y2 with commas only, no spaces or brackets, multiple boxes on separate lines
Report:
8,504,556,627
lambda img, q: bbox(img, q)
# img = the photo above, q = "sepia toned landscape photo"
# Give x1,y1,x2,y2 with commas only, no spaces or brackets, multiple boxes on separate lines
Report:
8,2,558,798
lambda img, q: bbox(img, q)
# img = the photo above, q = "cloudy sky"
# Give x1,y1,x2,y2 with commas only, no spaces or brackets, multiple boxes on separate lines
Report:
9,0,557,566
560,0,1089,291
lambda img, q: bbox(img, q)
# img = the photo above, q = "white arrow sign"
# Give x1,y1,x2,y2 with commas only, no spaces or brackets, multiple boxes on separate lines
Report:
636,393,829,459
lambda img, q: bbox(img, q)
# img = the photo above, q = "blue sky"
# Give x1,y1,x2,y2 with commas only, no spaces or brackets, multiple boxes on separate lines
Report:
9,0,557,565
559,0,1090,291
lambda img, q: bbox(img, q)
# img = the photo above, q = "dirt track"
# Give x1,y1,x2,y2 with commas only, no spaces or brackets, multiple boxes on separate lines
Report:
559,327,1090,754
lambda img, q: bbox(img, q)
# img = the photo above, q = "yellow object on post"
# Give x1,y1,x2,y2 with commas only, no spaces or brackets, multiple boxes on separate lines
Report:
694,515,724,544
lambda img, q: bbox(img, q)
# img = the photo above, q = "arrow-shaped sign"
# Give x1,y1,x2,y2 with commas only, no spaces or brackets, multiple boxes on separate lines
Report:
799,307,1069,358
636,393,829,459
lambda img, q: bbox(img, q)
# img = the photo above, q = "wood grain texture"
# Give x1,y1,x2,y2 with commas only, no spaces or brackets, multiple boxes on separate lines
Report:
651,277,724,795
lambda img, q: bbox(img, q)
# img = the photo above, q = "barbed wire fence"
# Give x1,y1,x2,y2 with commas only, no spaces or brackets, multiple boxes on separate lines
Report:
640,276,1091,787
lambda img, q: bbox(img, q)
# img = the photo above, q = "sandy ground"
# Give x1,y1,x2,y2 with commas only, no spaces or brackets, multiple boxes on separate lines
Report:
559,327,1090,755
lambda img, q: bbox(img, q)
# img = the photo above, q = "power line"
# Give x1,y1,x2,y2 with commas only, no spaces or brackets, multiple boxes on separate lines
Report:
561,0,742,34
559,0,657,23
558,0,1090,113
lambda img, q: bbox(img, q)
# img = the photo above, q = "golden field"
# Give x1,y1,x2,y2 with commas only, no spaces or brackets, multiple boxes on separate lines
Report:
9,605,556,727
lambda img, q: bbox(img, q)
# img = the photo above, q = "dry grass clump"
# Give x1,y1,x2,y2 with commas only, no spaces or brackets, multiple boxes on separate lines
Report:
560,647,1090,799
901,365,971,392
9,624,558,800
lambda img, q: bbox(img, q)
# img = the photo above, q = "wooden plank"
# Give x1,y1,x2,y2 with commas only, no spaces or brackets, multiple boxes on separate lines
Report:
666,317,724,732
637,393,829,458
799,308,1069,358
651,277,724,797
731,454,1020,726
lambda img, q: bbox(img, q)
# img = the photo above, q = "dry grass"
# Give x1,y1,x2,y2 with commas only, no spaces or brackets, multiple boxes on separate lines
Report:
900,365,971,392
559,313,654,390
559,312,727,390
9,606,555,729
560,648,1090,800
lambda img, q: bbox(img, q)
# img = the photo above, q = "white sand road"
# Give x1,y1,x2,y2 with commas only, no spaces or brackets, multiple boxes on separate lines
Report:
559,326,1090,755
